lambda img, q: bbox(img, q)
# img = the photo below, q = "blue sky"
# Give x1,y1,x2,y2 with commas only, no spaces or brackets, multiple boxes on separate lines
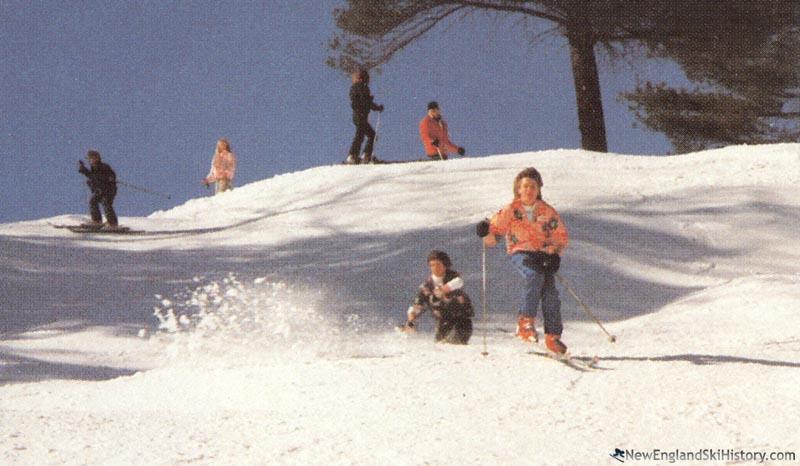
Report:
1,1,678,223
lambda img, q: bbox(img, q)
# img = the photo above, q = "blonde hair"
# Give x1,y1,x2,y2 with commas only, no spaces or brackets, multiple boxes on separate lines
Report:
351,68,369,84
214,139,231,156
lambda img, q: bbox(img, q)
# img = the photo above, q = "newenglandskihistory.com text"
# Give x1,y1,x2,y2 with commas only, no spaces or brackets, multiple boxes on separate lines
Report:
614,448,796,463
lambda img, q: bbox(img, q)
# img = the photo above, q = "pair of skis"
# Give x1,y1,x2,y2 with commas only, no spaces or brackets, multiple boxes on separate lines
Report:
494,328,601,371
400,323,601,371
49,223,141,234
529,346,600,371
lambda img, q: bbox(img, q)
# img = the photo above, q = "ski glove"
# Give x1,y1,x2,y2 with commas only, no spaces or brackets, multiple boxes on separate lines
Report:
476,219,491,238
541,253,560,273
457,147,465,156
432,138,440,147
523,251,561,274
377,104,384,112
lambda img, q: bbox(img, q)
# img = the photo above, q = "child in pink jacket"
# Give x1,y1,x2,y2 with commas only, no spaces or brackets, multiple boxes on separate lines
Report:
202,139,236,194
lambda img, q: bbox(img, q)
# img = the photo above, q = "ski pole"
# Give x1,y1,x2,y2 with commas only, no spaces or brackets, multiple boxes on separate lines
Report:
481,241,489,356
434,118,446,161
372,111,381,162
555,273,617,343
117,180,172,199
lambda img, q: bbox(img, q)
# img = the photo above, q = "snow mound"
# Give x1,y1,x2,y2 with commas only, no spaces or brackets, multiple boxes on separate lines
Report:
2,145,800,465
619,273,800,354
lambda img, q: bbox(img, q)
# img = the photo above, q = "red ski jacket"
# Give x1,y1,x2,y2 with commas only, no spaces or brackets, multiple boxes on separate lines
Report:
419,115,458,157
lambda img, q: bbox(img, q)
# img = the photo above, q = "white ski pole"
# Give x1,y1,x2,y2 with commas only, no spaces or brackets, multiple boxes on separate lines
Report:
555,272,617,343
436,119,445,161
117,180,172,199
371,111,381,162
481,241,489,356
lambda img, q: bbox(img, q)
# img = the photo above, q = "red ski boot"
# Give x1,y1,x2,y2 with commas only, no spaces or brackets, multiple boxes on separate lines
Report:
545,334,568,355
515,315,538,343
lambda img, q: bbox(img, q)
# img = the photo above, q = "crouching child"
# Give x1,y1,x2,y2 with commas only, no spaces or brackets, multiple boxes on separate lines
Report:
404,250,474,344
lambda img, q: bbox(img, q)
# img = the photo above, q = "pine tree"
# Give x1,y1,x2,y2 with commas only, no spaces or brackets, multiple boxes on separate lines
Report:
327,1,800,154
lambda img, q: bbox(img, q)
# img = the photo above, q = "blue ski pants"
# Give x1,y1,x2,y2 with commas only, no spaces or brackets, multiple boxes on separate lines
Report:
509,251,563,335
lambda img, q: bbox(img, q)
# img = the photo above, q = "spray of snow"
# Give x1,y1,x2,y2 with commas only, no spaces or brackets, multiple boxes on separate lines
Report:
151,273,405,364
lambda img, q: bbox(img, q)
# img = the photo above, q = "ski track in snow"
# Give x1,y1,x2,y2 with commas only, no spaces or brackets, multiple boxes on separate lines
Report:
2,145,800,465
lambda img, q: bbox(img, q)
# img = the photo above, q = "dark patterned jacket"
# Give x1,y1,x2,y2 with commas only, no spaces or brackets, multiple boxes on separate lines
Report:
413,269,474,320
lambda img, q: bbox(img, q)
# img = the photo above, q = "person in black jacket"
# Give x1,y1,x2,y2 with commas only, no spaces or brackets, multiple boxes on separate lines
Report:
78,150,118,227
346,68,384,164
403,250,474,344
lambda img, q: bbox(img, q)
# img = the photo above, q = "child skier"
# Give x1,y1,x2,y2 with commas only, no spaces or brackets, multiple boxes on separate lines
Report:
476,167,569,354
404,250,474,344
202,138,236,194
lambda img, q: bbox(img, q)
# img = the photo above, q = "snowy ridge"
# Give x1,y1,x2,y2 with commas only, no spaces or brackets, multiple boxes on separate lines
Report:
1,145,799,465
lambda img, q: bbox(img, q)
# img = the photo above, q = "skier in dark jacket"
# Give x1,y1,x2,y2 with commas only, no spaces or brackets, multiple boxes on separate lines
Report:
78,150,118,228
346,68,384,164
404,250,474,344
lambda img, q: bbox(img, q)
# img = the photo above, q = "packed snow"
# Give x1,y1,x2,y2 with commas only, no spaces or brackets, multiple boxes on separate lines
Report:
1,145,799,466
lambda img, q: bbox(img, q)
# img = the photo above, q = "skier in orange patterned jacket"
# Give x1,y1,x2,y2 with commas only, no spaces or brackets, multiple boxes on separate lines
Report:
475,167,570,354
418,101,465,160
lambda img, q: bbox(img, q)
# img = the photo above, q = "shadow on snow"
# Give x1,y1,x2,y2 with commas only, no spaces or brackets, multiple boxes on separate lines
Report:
2,193,798,382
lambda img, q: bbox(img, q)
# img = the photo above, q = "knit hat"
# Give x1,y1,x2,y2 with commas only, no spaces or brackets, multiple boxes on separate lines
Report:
86,150,101,160
427,250,452,268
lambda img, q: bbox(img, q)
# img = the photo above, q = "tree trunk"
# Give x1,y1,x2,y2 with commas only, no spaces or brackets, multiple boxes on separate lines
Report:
566,21,608,152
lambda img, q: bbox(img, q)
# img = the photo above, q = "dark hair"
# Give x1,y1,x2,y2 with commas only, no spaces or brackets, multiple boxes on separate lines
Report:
513,167,543,200
427,101,439,110
427,250,452,268
86,150,101,160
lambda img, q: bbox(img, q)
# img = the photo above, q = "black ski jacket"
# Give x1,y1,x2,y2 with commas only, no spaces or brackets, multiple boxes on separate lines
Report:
79,162,117,197
349,82,380,121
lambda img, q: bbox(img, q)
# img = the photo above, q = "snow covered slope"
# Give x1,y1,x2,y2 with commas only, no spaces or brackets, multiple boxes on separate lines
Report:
1,145,799,465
